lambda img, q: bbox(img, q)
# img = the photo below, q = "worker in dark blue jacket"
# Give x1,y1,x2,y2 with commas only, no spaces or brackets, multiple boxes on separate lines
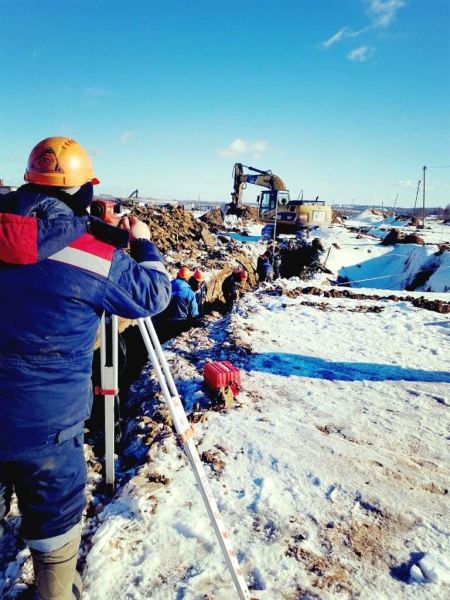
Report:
0,136,171,600
257,253,274,283
168,267,199,336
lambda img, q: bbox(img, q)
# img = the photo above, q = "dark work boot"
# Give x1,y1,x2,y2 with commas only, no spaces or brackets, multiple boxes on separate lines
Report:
30,536,83,599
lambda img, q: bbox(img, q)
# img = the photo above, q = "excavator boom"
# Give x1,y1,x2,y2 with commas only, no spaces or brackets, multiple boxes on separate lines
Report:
231,163,287,207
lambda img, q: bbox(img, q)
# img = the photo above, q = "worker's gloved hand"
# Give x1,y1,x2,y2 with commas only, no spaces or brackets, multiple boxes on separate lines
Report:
122,216,151,241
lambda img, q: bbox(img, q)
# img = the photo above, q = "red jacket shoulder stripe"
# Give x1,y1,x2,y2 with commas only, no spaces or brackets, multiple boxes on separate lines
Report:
69,233,116,260
48,233,115,277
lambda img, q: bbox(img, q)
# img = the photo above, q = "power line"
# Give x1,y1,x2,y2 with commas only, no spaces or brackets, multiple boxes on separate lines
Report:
335,265,450,289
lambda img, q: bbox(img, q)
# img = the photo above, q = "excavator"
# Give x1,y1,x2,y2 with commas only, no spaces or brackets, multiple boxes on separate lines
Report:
227,163,332,237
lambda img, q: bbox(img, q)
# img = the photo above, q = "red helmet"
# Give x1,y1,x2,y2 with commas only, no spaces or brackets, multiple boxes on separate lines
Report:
240,271,248,280
24,136,100,187
193,269,205,281
177,267,192,280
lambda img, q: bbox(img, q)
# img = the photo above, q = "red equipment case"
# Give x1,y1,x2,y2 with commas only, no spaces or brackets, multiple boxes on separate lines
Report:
203,361,241,395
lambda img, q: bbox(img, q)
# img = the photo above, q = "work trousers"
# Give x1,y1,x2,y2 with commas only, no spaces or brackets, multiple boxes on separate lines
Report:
0,433,86,551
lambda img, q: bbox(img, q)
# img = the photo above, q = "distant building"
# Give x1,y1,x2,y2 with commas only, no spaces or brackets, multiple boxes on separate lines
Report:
0,182,17,195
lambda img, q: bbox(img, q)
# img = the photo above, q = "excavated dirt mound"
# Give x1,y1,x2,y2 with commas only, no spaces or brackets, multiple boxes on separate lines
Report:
127,205,212,254
331,209,343,224
199,205,261,232
199,207,225,231
381,229,425,246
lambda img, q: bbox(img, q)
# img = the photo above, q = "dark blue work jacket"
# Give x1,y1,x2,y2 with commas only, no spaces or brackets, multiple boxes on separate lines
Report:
0,189,171,459
168,278,199,322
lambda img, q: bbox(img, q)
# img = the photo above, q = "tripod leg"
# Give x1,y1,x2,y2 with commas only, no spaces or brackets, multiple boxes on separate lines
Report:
137,317,257,600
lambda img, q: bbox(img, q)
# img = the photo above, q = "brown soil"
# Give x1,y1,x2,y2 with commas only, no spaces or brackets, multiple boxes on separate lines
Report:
127,205,217,254
199,205,261,232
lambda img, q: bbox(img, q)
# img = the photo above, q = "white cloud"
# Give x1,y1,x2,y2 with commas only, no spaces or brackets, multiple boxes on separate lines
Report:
322,0,405,52
347,46,372,62
250,140,272,153
220,138,247,156
367,0,405,27
323,26,361,49
397,180,415,188
218,138,273,157
120,131,136,144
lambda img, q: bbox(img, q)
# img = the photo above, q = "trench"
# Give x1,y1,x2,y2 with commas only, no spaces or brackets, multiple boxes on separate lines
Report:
85,294,239,474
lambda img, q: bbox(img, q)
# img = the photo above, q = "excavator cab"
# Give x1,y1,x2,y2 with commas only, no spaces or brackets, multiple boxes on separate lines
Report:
258,190,291,216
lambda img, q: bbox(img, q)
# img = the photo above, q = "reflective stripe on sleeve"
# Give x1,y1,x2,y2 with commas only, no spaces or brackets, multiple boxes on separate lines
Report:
139,260,168,274
48,246,111,277
47,234,114,277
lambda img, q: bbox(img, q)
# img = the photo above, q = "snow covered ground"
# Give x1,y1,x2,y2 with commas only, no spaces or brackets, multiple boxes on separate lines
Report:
1,211,449,599
327,212,450,293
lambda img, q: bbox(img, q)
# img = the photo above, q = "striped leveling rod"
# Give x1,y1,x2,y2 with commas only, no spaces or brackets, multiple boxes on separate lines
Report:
97,313,119,495
137,317,258,600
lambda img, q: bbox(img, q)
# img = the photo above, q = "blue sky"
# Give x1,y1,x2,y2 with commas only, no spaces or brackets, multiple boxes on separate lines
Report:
1,0,449,208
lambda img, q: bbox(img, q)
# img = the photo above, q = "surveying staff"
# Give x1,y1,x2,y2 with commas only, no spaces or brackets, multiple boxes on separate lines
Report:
0,136,171,600
188,269,207,317
166,267,199,337
273,246,282,279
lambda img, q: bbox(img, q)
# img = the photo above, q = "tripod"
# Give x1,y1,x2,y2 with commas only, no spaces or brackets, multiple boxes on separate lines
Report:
97,313,258,600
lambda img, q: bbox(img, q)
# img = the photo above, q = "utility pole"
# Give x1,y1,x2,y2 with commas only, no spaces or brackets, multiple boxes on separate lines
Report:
422,166,427,228
272,194,279,253
412,180,421,218
393,194,398,212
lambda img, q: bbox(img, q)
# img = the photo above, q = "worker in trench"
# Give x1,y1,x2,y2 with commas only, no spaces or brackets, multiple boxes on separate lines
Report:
0,137,171,600
257,252,274,283
165,267,200,337
188,269,207,317
222,269,248,310
272,246,282,279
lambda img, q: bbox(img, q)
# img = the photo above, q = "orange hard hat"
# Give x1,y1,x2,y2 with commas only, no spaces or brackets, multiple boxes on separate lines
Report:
24,136,100,187
177,267,192,280
240,271,248,280
193,269,205,281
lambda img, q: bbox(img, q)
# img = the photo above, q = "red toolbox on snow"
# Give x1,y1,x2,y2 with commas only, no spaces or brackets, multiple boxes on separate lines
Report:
203,361,241,395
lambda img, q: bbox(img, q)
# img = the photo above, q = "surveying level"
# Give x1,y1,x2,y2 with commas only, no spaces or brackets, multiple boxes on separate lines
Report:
90,199,124,226
96,313,258,600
